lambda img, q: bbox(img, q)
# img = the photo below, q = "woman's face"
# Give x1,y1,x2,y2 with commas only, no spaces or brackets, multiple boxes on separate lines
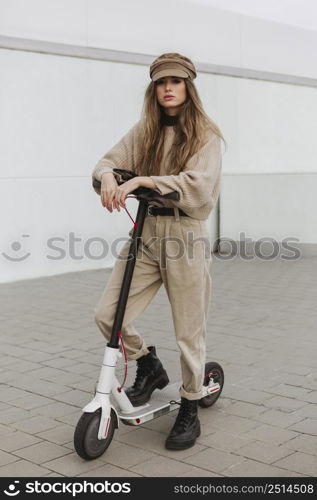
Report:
155,76,187,115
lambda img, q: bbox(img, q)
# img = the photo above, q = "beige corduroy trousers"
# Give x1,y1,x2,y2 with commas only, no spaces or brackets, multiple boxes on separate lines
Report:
94,208,213,400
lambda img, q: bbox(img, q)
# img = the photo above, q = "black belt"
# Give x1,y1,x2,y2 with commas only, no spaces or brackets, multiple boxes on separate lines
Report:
147,206,188,217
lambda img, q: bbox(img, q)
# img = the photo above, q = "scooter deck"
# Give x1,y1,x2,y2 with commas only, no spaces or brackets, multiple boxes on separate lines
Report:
113,382,181,425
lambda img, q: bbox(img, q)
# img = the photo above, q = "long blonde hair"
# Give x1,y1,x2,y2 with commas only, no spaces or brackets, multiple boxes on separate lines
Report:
135,73,226,177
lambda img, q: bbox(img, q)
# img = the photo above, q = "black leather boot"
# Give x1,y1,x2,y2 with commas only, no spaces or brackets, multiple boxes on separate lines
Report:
125,346,169,406
165,397,200,450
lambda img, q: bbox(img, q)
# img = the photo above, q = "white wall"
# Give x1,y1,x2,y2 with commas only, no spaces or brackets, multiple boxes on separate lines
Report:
218,74,317,250
0,49,145,282
188,0,317,32
219,76,317,175
221,173,317,246
1,0,317,79
1,0,317,282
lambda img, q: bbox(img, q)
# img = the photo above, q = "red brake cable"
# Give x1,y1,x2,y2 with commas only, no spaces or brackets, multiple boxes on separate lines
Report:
123,195,139,229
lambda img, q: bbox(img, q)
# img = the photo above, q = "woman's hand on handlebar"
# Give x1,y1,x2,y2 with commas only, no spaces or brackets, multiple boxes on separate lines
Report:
113,177,140,208
100,172,140,212
100,174,162,212
100,172,121,212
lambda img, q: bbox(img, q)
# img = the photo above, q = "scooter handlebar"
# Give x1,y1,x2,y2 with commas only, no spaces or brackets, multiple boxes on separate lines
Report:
92,168,180,202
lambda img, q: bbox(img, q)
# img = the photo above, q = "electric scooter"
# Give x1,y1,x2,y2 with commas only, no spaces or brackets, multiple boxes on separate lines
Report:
74,168,224,460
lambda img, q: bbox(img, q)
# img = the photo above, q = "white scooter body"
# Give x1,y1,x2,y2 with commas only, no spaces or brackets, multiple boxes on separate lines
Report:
82,345,221,440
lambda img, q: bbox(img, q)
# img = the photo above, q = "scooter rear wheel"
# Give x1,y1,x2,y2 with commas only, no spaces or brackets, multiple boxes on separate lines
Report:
199,361,224,408
74,408,116,460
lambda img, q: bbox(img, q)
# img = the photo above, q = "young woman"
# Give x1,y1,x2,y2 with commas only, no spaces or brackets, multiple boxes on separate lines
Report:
92,53,225,450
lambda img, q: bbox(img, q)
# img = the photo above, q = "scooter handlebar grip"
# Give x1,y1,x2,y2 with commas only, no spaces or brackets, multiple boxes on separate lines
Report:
93,179,101,189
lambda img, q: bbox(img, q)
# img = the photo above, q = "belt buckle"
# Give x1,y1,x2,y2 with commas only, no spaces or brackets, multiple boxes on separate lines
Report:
147,205,154,216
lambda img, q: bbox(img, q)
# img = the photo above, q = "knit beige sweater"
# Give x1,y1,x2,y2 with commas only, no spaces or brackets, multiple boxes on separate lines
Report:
92,120,222,220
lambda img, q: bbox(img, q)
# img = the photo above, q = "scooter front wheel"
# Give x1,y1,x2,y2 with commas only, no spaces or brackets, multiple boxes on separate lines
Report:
74,408,116,460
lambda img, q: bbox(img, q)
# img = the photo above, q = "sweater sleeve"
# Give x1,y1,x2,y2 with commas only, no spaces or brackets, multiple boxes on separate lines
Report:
92,121,141,195
149,132,222,212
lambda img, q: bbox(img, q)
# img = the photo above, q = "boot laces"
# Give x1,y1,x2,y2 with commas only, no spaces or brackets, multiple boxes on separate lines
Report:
170,400,195,430
132,358,152,389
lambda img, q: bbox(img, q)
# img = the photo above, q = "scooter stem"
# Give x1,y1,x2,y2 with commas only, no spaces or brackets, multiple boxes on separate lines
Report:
108,199,148,348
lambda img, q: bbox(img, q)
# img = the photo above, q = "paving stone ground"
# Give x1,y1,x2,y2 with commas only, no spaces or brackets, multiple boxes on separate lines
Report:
0,253,316,477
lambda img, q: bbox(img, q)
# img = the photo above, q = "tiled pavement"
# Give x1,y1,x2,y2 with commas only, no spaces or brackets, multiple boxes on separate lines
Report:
0,253,317,477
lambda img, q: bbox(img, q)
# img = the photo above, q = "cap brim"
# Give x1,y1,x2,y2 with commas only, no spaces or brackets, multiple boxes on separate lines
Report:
152,69,189,81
